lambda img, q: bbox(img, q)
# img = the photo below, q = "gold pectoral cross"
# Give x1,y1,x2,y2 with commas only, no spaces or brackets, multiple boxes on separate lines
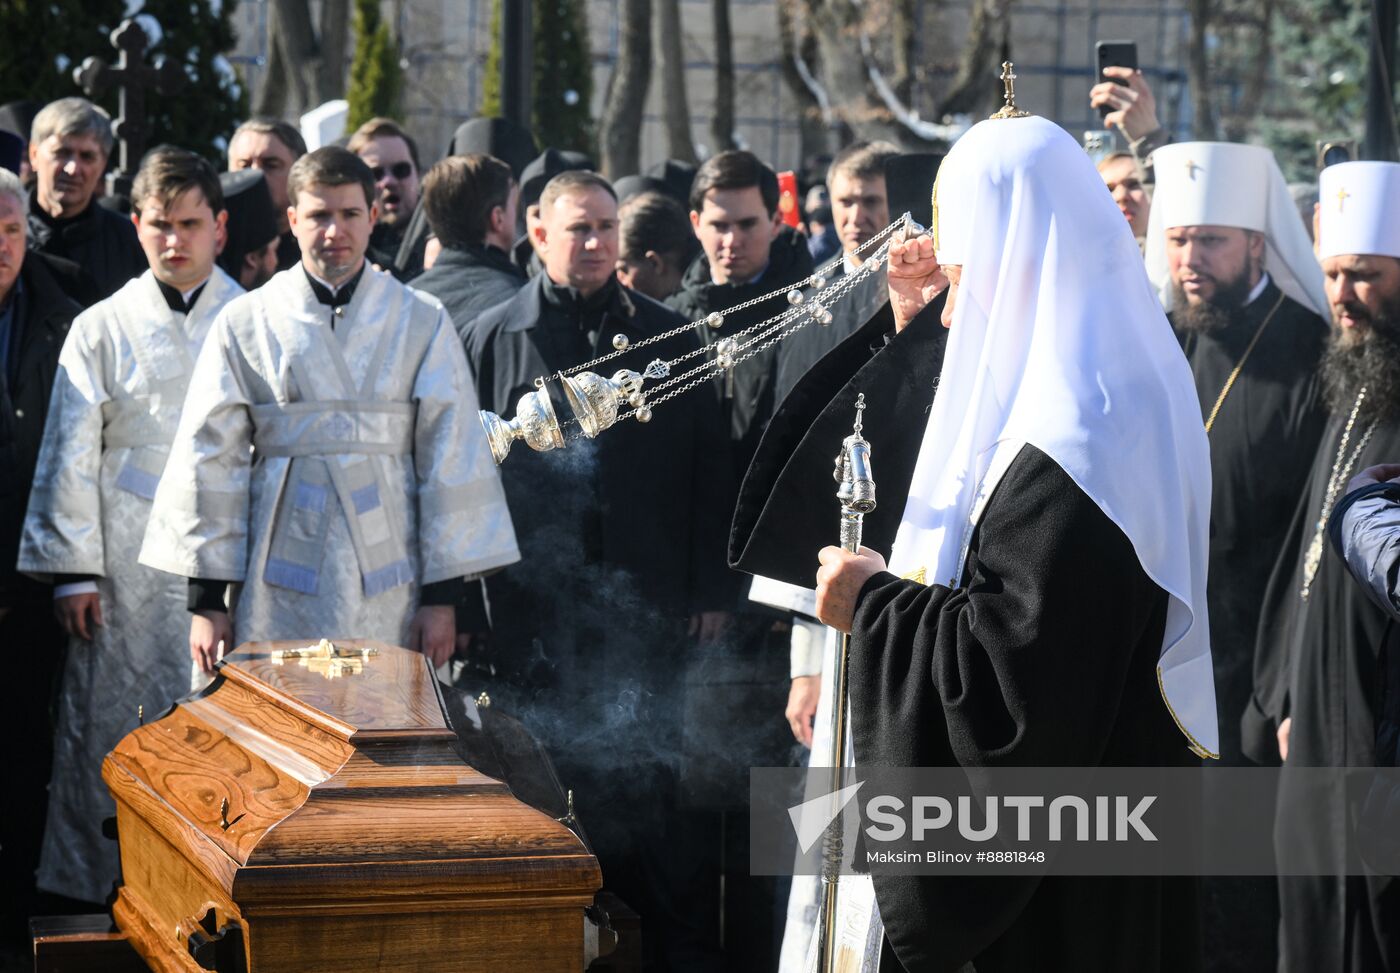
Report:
271,638,379,679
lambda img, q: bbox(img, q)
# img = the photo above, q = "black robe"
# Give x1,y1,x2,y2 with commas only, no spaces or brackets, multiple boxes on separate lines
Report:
1247,408,1400,973
1172,280,1330,765
1173,282,1329,973
773,257,888,407
731,304,1201,973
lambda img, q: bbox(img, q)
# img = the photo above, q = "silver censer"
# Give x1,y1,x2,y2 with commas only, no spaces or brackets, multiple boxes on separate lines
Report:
480,368,646,465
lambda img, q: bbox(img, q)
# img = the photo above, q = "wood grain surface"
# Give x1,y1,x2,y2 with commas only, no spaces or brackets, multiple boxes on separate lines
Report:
105,640,601,972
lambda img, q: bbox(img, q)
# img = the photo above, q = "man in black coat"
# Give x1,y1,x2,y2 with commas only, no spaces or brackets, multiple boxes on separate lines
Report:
466,170,737,969
411,153,525,343
24,98,142,304
667,150,815,479
0,168,81,945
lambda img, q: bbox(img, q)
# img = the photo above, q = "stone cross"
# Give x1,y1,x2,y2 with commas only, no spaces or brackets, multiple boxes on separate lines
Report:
72,18,185,198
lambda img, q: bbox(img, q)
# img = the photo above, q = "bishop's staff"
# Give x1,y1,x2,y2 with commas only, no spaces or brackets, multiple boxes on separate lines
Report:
816,394,877,973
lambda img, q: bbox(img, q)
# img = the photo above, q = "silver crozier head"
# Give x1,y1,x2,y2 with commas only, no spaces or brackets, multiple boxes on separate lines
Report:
562,368,644,438
479,387,565,465
834,393,877,513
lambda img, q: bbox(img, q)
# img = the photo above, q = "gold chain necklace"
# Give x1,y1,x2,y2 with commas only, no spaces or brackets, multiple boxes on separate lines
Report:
1300,387,1377,600
1203,292,1287,435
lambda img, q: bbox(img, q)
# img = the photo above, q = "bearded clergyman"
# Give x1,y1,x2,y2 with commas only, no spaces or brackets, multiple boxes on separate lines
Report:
1247,160,1400,973
1144,141,1332,971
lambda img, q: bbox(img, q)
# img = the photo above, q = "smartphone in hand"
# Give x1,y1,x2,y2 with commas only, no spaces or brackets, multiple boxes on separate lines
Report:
1096,41,1139,119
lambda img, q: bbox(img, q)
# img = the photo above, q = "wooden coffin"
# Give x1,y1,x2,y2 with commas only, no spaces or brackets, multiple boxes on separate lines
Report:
102,639,601,973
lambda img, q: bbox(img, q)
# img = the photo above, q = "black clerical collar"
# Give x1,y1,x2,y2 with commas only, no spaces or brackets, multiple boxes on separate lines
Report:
304,263,366,307
155,277,208,314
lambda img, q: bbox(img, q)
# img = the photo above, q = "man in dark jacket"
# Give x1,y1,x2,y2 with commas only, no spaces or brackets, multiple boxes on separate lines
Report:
411,153,525,343
25,98,143,304
0,167,81,945
666,150,815,477
467,169,736,970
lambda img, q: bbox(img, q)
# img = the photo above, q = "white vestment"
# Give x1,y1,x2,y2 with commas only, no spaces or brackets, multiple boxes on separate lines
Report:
18,268,244,902
138,264,519,647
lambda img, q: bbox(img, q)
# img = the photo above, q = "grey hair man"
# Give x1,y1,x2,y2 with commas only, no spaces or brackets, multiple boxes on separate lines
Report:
25,99,144,302
25,98,144,302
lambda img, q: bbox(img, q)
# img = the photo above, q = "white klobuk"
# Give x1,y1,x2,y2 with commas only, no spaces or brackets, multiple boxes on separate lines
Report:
1317,160,1400,261
1145,140,1328,316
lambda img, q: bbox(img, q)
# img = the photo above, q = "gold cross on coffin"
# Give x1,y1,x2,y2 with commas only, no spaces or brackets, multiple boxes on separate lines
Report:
271,638,379,679
989,61,1031,119
1337,186,1351,212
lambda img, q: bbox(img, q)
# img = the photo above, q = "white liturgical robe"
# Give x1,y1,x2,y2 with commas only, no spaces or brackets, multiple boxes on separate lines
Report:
18,267,244,903
138,264,519,647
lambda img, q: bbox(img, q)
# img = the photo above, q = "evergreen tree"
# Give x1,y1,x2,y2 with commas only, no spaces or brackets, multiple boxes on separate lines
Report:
478,0,593,156
347,0,404,130
134,0,248,162
0,0,127,109
0,1,244,166
531,0,595,155
480,0,504,118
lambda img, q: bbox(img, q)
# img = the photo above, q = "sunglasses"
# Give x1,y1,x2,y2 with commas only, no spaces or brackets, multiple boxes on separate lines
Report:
371,162,415,181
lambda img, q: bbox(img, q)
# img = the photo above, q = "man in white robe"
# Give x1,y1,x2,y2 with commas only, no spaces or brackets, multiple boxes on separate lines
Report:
18,148,243,904
139,146,517,674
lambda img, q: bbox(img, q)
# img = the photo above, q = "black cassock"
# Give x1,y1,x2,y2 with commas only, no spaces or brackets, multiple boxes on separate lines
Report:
1247,409,1400,973
1173,280,1329,765
732,303,1202,973
773,260,888,407
1173,282,1328,973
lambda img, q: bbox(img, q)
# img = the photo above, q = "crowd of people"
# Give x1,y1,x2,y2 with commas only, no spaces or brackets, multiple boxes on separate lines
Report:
0,62,1395,972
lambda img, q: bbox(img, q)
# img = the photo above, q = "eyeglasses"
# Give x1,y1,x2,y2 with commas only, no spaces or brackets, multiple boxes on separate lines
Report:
371,162,415,181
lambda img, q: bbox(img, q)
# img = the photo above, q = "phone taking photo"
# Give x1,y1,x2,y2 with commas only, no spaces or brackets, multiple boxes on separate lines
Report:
1096,41,1139,119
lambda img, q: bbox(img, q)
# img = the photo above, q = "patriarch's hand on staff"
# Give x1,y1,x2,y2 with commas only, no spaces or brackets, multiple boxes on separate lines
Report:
815,546,888,634
887,234,947,333
1090,68,1161,141
1348,462,1400,495
55,592,103,641
410,604,456,670
190,610,232,675
787,675,821,747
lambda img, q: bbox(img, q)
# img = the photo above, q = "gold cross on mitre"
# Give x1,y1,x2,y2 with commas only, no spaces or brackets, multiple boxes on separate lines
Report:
271,638,379,679
989,61,1031,120
1337,186,1351,212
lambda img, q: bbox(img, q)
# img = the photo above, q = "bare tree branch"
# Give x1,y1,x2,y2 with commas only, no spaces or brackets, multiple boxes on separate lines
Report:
711,0,737,152
600,0,653,176
655,0,699,162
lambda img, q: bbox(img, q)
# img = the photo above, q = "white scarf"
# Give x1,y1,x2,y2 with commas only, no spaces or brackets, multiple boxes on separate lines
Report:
886,115,1219,758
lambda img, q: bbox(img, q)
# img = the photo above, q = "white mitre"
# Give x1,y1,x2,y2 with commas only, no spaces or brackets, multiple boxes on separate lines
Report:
1145,141,1329,317
1318,161,1400,261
